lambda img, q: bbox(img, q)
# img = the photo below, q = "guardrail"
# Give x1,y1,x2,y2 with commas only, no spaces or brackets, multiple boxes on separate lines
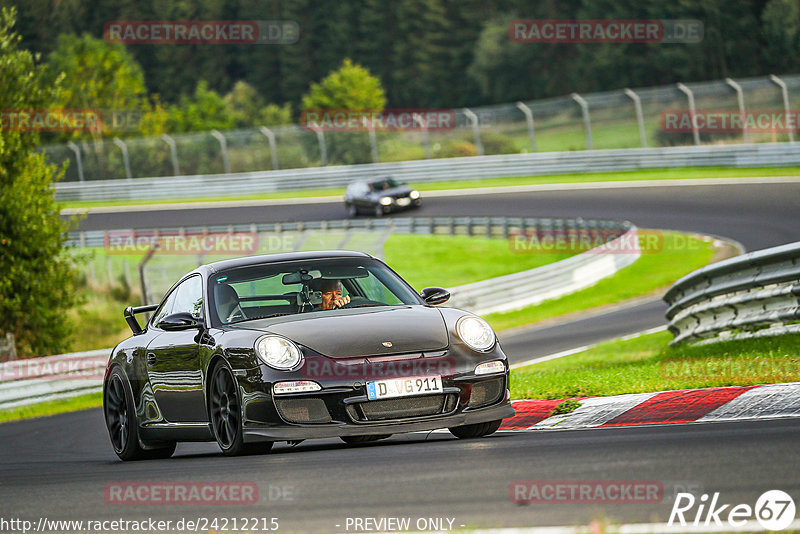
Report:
0,349,108,410
67,216,632,247
449,227,639,315
55,143,800,202
664,241,800,345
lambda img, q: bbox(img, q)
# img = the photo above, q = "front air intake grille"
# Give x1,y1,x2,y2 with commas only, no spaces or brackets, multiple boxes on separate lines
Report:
357,394,454,421
468,378,504,408
275,398,332,424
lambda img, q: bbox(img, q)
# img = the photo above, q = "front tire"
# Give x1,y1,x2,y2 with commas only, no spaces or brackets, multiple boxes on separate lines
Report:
346,203,358,218
104,367,176,461
449,419,502,439
209,362,273,456
374,204,384,217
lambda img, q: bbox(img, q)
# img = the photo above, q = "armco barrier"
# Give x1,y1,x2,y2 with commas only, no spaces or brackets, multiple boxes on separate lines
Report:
0,349,108,410
55,143,800,202
449,227,639,315
664,241,800,345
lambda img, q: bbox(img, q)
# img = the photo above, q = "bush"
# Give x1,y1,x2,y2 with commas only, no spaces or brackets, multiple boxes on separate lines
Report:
440,140,478,157
480,131,518,155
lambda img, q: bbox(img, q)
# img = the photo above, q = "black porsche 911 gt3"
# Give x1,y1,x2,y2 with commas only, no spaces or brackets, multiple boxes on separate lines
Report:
103,251,513,460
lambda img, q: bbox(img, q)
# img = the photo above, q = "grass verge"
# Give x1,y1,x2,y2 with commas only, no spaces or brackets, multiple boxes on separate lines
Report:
384,234,574,290
485,231,716,332
510,330,800,400
0,391,102,424
59,166,800,209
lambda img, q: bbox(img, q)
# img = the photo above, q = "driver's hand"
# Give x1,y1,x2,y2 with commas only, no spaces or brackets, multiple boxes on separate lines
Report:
331,295,350,308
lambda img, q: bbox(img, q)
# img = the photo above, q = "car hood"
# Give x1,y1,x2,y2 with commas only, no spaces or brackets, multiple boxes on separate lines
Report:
236,306,448,358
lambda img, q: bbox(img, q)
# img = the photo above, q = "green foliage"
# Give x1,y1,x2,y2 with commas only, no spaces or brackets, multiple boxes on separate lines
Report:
761,0,800,73
480,131,519,155
165,80,235,133
0,7,82,356
224,81,292,129
301,59,387,164
44,33,152,141
551,399,583,416
165,80,292,133
440,140,478,158
301,58,386,111
4,0,800,111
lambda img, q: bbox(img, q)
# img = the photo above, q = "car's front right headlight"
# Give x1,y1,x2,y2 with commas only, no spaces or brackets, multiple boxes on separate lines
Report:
456,315,496,352
255,335,302,370
380,196,393,206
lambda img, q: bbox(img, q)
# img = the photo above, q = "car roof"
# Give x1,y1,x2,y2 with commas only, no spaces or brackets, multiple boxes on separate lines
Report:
194,250,375,275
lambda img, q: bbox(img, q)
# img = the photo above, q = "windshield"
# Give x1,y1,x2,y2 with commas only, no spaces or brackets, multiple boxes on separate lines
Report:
369,178,401,191
209,258,421,325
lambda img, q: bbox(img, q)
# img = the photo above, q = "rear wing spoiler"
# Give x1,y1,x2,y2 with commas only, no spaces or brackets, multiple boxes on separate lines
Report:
124,304,158,335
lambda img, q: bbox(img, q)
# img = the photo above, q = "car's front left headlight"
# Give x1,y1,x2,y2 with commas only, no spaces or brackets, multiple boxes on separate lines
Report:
456,315,496,352
409,190,420,199
255,335,302,370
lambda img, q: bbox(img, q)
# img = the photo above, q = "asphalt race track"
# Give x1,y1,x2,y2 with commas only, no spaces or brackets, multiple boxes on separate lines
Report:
73,181,800,251
1,410,799,530
8,177,794,530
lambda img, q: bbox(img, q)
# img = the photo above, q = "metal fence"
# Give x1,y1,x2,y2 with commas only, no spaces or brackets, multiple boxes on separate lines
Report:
43,74,800,184
664,241,800,345
55,142,800,202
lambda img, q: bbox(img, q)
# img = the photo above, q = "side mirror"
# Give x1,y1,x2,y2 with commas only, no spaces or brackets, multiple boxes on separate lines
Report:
158,312,201,331
420,287,450,306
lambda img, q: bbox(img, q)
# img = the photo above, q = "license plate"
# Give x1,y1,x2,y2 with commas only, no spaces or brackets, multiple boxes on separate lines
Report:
366,376,443,400
397,197,411,206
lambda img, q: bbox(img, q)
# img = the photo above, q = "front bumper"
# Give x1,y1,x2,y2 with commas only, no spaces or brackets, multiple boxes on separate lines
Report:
242,401,513,442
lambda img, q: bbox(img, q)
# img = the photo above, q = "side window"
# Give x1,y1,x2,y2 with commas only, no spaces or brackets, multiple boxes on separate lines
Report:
172,276,204,318
151,289,179,326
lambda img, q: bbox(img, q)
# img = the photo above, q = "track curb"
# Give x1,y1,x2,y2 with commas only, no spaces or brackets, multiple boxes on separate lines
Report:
501,382,800,431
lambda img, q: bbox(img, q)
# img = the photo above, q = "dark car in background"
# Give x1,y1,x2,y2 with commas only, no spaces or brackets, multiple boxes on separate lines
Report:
345,176,421,217
103,251,513,460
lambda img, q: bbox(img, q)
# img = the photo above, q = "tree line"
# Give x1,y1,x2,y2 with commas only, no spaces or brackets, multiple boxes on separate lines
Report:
3,0,799,116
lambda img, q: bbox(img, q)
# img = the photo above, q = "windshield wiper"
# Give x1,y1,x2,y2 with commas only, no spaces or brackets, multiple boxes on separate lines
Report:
249,312,296,319
228,312,295,324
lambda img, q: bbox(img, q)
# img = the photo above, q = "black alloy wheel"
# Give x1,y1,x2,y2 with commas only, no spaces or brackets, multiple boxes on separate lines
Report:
209,363,273,456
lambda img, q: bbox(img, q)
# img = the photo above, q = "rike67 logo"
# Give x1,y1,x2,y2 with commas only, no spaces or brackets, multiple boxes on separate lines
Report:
669,490,796,530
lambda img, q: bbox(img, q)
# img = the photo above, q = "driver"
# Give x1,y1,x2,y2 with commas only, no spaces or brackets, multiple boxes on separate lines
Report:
313,279,350,310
